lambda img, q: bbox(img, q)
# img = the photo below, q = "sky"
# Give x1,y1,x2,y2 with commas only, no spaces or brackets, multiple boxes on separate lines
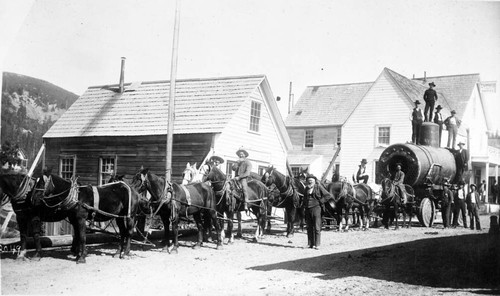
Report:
1,0,500,130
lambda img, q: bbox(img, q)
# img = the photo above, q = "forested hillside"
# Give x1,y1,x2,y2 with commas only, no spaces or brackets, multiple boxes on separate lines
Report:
1,72,79,164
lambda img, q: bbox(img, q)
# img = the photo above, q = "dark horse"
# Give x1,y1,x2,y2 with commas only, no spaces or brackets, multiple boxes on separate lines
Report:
261,166,305,237
203,164,269,243
324,180,355,231
0,171,140,263
138,169,222,253
379,178,415,229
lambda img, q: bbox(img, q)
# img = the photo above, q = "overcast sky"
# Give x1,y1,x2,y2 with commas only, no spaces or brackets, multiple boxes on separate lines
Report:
1,0,500,129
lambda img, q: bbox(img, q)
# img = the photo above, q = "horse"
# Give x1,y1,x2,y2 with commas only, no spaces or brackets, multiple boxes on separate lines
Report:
261,166,306,238
323,179,355,232
35,173,140,262
181,162,204,185
138,168,222,253
203,164,269,243
379,178,415,229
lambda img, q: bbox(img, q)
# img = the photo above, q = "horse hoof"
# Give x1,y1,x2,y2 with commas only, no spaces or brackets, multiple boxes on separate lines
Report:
216,244,223,250
235,233,242,238
31,255,42,262
76,258,86,264
252,237,258,243
193,244,201,250
16,256,28,261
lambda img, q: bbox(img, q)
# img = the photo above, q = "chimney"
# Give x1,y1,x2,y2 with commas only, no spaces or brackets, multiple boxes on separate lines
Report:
119,57,126,93
423,71,427,83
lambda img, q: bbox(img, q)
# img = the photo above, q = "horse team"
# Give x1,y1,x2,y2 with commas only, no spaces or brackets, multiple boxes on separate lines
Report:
1,162,405,264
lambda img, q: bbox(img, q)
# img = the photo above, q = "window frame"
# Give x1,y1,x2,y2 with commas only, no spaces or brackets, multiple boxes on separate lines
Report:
249,101,261,133
99,155,117,185
376,125,391,147
59,155,76,180
304,129,314,148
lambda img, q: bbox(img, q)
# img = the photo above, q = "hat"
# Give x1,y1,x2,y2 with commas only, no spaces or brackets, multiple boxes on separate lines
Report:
429,82,436,87
236,147,249,157
414,100,421,105
306,174,317,181
458,142,466,146
209,155,224,164
443,180,451,187
361,159,368,164
395,162,402,167
435,105,443,110
470,184,477,189
451,110,456,114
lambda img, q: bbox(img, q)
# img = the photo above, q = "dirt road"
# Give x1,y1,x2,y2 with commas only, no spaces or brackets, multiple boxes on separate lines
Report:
1,214,499,296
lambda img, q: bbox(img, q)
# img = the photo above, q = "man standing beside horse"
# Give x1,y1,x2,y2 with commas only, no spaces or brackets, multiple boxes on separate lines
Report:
232,147,252,212
303,174,332,250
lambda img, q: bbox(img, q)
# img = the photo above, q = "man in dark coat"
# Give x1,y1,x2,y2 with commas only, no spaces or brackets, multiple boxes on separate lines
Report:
456,142,469,182
391,163,407,204
441,179,453,228
452,182,468,228
466,184,481,231
232,147,252,212
356,159,369,184
433,105,444,146
423,82,438,122
303,174,332,249
410,100,424,144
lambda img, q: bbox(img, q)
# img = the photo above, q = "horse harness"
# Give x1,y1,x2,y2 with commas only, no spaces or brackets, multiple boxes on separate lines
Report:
80,181,133,219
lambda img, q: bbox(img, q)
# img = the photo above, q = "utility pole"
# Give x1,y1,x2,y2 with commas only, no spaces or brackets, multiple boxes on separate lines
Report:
166,0,181,182
288,82,293,114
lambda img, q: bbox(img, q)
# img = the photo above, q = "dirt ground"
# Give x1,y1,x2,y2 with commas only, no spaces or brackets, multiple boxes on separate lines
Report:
1,213,499,296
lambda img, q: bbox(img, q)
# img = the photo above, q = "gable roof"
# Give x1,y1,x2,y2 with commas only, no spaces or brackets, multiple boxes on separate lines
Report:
44,75,279,138
285,82,372,127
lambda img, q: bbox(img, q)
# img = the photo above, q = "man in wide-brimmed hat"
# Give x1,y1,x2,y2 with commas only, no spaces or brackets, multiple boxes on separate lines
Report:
466,183,481,231
441,179,453,228
356,158,369,184
452,181,468,228
433,105,444,146
303,173,332,250
209,155,224,167
444,110,461,148
410,100,424,144
391,162,407,204
232,147,252,212
423,82,438,122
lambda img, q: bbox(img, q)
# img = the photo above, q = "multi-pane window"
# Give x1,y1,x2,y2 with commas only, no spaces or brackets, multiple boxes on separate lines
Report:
226,160,237,178
249,101,261,132
305,129,314,148
60,156,76,180
291,166,301,178
99,156,116,185
258,166,267,177
377,127,391,146
336,127,342,147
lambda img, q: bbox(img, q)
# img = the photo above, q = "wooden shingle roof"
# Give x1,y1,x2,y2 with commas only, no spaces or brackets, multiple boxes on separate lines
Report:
285,82,373,127
44,75,267,138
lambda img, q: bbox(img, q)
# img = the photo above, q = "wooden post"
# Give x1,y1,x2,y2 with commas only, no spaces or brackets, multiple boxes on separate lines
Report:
166,0,181,182
27,143,45,177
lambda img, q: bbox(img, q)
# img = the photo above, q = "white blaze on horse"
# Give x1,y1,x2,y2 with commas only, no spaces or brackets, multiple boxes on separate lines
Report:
181,162,207,185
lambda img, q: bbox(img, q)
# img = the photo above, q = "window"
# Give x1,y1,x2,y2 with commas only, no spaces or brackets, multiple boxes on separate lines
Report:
249,101,261,132
336,127,342,147
377,126,391,146
291,166,301,178
99,156,117,185
305,129,314,148
258,165,267,176
60,156,76,180
226,160,237,178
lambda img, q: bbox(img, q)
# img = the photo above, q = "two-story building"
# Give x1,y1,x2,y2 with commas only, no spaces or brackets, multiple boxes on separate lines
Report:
286,68,499,193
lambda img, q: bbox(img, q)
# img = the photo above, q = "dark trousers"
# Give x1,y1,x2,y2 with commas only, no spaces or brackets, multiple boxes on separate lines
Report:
357,175,369,184
412,121,422,144
305,205,322,247
441,202,452,228
452,199,467,228
469,205,481,230
424,101,435,122
239,178,249,204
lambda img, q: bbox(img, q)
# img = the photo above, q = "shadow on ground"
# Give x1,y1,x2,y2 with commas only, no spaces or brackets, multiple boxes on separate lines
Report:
249,233,500,290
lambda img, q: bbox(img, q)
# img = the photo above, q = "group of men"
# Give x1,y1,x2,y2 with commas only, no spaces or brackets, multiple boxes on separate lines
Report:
440,180,482,231
207,148,331,250
411,81,462,149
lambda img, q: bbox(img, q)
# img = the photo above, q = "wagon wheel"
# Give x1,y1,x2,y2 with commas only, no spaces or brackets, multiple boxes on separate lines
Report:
418,197,435,227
